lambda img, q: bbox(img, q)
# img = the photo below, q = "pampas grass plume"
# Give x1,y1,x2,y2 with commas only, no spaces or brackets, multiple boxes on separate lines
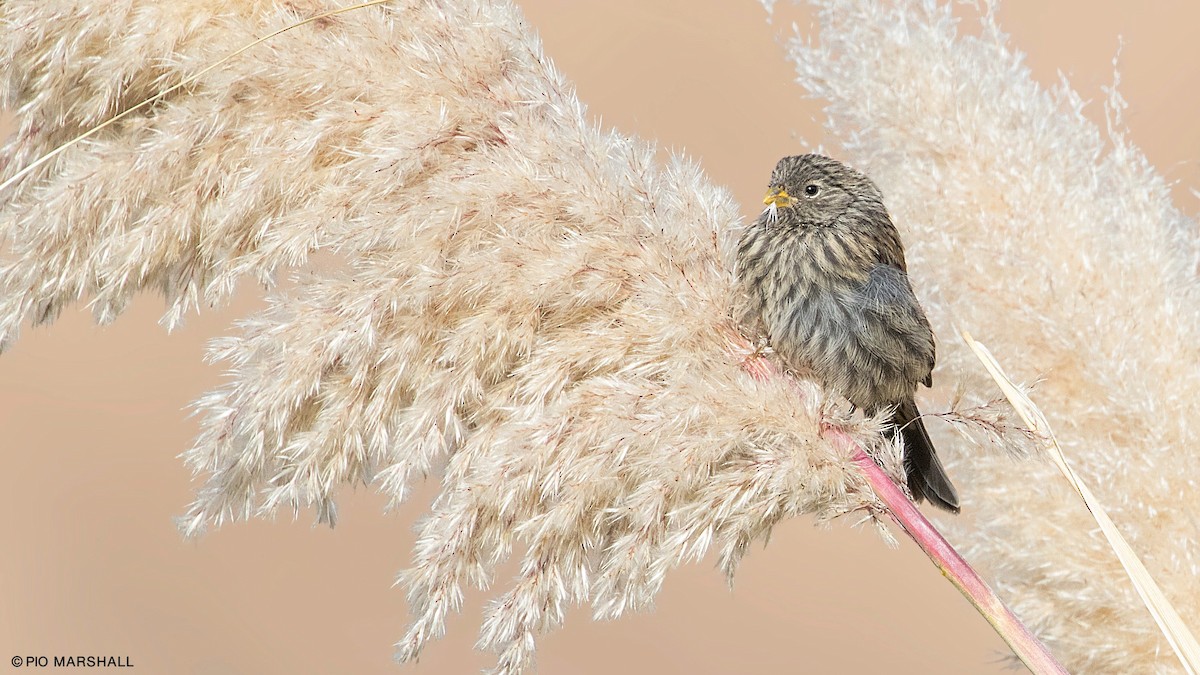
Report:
784,1,1200,672
1,1,895,671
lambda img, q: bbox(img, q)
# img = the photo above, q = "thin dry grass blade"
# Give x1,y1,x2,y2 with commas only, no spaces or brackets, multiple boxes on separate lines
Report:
963,331,1200,675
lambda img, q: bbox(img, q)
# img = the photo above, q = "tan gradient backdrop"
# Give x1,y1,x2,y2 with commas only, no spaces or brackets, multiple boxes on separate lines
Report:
2,2,1198,674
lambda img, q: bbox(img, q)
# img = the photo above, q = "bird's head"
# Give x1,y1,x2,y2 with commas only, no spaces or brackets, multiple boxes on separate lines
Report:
761,154,884,229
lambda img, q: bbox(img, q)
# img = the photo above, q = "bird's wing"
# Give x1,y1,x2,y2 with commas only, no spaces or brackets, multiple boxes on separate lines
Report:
855,264,936,387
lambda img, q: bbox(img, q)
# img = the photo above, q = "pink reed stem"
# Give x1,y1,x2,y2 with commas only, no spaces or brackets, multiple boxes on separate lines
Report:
736,342,1067,674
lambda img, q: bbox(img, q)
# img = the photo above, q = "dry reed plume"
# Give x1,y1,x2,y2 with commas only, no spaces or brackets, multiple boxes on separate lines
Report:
783,1,1200,672
2,1,902,671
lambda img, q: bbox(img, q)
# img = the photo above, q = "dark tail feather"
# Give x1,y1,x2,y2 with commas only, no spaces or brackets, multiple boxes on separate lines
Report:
895,400,960,513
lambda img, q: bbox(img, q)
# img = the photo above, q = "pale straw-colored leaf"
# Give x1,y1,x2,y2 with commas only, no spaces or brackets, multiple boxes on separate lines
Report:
963,331,1200,675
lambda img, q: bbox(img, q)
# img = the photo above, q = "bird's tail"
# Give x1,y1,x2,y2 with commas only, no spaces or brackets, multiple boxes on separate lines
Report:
895,400,960,513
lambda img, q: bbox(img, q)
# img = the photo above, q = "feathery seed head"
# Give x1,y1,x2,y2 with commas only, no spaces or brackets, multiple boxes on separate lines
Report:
0,2,899,672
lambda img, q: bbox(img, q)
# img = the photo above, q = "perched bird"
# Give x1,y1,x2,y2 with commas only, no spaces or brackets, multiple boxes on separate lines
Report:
736,154,960,512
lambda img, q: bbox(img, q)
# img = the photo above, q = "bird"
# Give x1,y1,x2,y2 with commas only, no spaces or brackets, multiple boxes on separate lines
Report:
735,154,960,512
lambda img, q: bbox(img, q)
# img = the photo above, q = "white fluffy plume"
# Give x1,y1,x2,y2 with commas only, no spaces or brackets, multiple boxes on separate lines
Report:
1,1,896,671
785,1,1200,672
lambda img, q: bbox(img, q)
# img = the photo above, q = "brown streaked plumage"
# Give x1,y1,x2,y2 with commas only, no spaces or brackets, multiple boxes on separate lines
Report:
736,154,959,512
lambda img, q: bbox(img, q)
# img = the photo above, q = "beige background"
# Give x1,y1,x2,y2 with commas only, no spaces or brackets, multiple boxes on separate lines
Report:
2,2,1198,673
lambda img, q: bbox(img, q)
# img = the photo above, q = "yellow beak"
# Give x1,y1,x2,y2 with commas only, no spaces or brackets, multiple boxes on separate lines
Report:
762,187,793,208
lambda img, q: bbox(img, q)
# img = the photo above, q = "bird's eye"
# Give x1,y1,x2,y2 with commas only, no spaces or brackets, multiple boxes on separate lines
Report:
804,184,820,196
